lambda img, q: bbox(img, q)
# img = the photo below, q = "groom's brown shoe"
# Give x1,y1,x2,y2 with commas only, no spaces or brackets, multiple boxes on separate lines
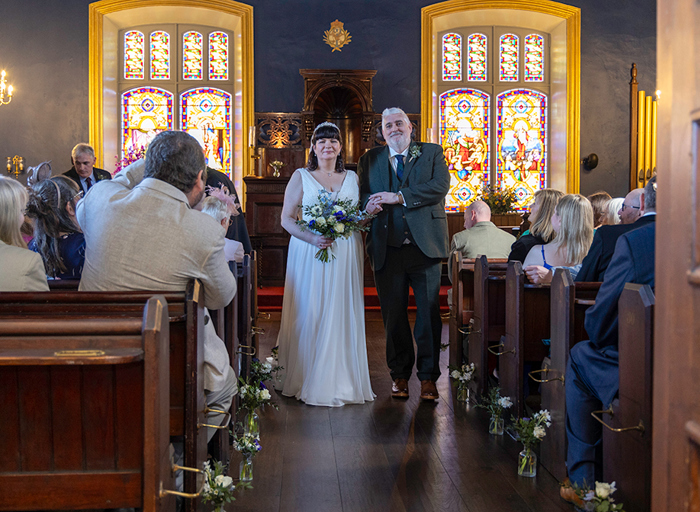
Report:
392,378,409,398
420,380,439,401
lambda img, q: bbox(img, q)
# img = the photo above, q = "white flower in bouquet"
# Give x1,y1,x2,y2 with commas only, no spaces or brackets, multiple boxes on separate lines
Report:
316,216,327,226
533,425,546,440
334,223,345,233
332,205,342,213
260,389,271,400
215,474,233,488
537,409,552,427
451,370,461,380
595,481,616,500
262,362,272,372
498,396,513,409
311,205,322,216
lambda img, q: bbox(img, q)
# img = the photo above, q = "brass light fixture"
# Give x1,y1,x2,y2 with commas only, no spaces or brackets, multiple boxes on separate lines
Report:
6,156,24,179
0,70,13,106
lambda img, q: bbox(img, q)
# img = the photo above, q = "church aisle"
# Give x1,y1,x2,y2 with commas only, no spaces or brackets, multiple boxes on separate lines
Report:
230,314,571,512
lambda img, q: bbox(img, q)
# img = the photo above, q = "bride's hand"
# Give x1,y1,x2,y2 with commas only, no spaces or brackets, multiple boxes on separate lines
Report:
365,199,383,215
313,235,334,250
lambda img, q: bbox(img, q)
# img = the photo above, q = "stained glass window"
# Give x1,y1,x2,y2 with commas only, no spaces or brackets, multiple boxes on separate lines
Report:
440,89,490,210
124,31,145,80
496,89,547,212
499,34,519,82
467,34,487,82
524,34,545,82
442,33,462,81
181,88,232,177
121,88,174,158
208,32,228,81
150,31,170,80
183,31,203,80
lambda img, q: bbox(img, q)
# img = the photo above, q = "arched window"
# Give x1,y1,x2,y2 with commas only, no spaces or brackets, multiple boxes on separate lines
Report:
118,24,235,177
436,26,550,212
442,33,462,81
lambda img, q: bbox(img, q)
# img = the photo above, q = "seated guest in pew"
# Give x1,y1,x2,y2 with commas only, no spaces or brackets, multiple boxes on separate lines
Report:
522,194,594,283
200,185,245,263
25,176,86,280
576,183,656,282
587,191,612,229
63,143,112,195
0,177,49,291
206,166,252,254
617,187,644,225
560,180,656,504
77,130,237,440
447,200,515,281
509,188,563,263
605,197,624,225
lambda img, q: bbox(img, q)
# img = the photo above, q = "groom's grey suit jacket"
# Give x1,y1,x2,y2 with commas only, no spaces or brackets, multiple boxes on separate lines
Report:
358,142,450,271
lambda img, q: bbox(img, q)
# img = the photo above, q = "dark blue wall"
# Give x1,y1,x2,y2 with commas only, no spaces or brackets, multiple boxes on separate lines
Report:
0,0,655,195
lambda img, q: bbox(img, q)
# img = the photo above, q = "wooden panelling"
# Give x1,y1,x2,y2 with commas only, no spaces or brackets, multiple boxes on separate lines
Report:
50,367,84,471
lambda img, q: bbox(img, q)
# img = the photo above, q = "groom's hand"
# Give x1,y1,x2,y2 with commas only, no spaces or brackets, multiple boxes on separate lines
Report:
369,191,402,205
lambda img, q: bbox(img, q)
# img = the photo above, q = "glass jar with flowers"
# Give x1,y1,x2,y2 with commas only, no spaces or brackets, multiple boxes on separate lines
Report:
476,387,513,435
448,363,475,402
574,481,626,511
232,431,262,482
238,374,277,437
510,409,551,477
201,459,248,512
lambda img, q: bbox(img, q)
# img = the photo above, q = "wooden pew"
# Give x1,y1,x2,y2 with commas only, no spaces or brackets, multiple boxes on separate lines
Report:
468,255,508,397
598,283,654,512
0,297,176,511
0,282,208,511
498,261,551,417
537,269,600,482
235,253,259,380
448,253,476,368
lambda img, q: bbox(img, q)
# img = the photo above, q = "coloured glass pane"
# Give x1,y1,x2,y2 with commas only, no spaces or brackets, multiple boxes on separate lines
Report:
181,88,232,177
150,31,170,80
467,34,487,82
183,31,203,80
496,89,547,212
524,34,545,82
442,33,462,81
121,88,174,158
440,89,490,211
499,34,519,82
208,32,228,80
124,31,144,80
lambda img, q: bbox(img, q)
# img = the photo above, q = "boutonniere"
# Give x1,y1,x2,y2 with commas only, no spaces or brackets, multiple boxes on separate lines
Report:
408,144,422,162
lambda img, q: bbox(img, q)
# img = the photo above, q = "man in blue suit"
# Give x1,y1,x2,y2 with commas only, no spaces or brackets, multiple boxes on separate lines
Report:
562,176,656,500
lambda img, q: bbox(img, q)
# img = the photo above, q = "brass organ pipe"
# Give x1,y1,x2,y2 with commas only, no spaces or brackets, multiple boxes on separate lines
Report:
644,95,652,184
637,91,646,187
651,100,657,176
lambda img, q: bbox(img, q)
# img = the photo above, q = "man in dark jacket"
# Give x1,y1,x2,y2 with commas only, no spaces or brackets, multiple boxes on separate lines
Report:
63,143,112,195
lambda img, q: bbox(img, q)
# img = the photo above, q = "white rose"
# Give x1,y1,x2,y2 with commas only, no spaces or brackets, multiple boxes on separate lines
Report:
311,206,322,216
533,426,546,439
595,481,616,499
263,362,272,372
316,217,327,226
334,223,345,233
451,370,461,379
260,389,271,400
332,205,342,213
220,475,233,488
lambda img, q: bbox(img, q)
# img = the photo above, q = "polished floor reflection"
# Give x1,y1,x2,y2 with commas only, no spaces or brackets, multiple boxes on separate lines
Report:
230,314,571,512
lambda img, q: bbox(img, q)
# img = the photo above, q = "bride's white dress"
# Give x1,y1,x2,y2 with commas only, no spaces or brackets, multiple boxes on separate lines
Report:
277,168,375,407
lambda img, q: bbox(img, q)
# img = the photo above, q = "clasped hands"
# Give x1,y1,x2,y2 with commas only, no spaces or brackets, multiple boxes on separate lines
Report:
524,265,553,285
365,191,401,215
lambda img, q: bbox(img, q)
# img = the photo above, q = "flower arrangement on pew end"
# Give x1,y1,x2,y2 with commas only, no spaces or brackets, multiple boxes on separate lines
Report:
448,363,475,402
510,409,551,477
201,459,250,512
476,387,513,435
573,481,625,512
231,429,262,483
296,190,373,262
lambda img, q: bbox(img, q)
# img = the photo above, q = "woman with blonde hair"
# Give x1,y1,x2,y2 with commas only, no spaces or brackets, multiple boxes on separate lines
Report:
523,193,595,283
509,188,564,263
0,177,49,291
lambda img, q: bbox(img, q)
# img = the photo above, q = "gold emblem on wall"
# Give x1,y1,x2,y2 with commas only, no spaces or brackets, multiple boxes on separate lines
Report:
323,20,351,52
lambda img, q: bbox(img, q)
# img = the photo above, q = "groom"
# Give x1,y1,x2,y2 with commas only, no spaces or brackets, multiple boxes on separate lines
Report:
359,107,450,400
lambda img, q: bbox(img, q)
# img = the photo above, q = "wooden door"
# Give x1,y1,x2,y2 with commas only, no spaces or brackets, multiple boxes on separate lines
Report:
652,1,700,509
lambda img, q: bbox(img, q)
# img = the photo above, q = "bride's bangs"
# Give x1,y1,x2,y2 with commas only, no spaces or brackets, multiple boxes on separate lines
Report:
313,125,341,143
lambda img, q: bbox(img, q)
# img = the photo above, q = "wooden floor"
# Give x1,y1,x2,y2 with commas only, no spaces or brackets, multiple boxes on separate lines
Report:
230,314,572,512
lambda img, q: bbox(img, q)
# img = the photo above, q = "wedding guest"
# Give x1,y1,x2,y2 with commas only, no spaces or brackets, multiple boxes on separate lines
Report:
206,167,252,253
605,197,624,225
587,191,612,229
25,176,85,280
523,194,594,283
200,185,244,263
63,143,112,195
617,187,644,224
508,188,563,263
447,200,515,281
0,177,49,291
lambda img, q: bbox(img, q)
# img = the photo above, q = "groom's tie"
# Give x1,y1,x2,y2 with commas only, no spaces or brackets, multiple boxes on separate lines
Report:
395,155,404,181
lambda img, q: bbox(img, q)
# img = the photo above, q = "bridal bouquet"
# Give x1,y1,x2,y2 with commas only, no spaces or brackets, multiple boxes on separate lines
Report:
296,190,373,262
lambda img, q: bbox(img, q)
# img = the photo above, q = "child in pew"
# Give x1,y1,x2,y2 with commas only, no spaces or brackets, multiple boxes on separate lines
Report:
200,184,244,263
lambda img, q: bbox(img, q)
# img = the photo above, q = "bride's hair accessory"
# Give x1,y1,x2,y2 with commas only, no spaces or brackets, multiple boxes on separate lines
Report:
313,121,340,133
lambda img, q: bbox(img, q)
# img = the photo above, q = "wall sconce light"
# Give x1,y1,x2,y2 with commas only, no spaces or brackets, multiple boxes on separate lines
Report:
0,70,14,106
7,156,24,179
582,153,599,171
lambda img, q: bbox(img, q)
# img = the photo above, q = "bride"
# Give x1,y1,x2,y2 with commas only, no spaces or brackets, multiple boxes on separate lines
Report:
276,121,375,406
